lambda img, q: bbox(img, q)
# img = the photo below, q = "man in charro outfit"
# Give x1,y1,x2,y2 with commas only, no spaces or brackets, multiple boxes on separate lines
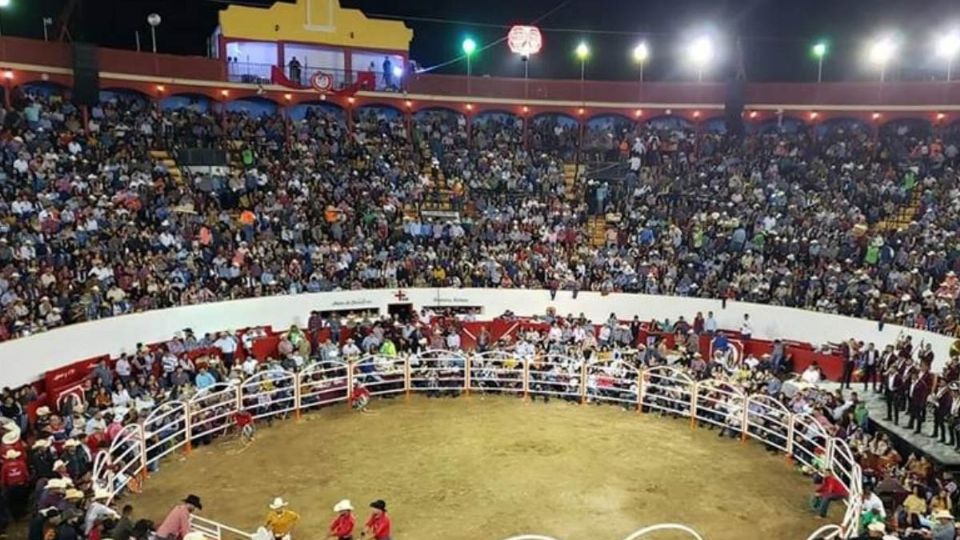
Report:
883,360,905,424
932,379,954,443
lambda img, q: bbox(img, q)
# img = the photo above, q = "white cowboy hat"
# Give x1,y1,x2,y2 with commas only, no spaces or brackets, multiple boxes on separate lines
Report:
1,427,20,445
867,522,886,532
64,489,84,500
269,497,288,510
93,488,111,500
53,459,66,470
3,449,20,459
32,438,51,449
63,439,81,448
46,478,66,490
37,406,51,416
333,499,354,512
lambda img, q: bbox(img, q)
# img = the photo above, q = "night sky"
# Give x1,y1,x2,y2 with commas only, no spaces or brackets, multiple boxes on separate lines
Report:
5,0,960,82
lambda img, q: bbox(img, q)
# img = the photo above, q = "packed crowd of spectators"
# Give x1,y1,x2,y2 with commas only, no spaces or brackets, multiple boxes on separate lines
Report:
2,88,960,344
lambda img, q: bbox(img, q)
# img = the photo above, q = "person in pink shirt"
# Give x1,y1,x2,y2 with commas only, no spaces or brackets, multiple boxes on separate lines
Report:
156,494,203,540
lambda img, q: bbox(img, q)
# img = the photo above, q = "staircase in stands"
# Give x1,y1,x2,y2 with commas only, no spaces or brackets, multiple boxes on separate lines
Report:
149,150,184,185
874,188,922,233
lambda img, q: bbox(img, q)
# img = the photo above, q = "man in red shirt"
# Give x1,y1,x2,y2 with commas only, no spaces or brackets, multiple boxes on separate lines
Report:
361,500,391,540
811,472,848,518
2,448,30,519
328,499,356,540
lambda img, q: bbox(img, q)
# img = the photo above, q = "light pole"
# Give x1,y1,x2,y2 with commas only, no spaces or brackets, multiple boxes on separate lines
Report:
812,42,827,83
147,13,161,54
688,36,713,83
936,32,960,82
632,42,649,103
462,37,476,95
868,37,896,83
575,41,589,102
0,0,11,38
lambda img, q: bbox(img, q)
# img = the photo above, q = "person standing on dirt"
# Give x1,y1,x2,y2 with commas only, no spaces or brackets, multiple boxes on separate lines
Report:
156,494,202,540
328,499,356,540
265,497,299,540
361,500,391,540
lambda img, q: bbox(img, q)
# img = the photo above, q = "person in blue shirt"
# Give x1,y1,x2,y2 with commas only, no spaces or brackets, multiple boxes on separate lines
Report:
195,366,217,390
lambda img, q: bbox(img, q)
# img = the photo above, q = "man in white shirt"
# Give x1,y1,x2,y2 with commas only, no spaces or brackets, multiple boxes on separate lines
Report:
739,314,753,340
445,332,461,350
214,332,239,368
860,486,886,519
704,311,718,334
114,355,132,382
241,356,260,377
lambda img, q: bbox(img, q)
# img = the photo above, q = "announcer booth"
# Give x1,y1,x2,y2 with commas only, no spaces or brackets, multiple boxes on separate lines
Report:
213,0,412,90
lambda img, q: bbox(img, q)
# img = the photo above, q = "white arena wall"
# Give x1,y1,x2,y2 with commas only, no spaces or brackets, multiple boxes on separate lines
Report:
0,288,954,388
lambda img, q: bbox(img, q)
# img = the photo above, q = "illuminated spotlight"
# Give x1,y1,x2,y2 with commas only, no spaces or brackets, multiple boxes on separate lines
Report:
466,103,473,110
575,42,590,60
220,89,229,97
347,96,356,104
692,110,701,118
633,42,649,63
937,112,946,121
936,31,960,59
936,31,960,80
392,65,404,79
749,111,758,119
320,94,327,101
812,42,827,59
284,93,292,101
462,38,477,56
867,35,897,81
578,107,585,115
634,109,643,117
665,108,673,115
405,100,413,108
872,112,881,120
688,36,714,80
2,70,13,80
156,84,165,92
810,111,819,120
522,106,529,113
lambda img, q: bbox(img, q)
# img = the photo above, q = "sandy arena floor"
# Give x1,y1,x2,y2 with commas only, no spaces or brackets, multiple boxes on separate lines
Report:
130,395,833,540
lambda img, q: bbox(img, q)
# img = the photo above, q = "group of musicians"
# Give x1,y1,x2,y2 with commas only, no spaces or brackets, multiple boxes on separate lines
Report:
871,335,960,450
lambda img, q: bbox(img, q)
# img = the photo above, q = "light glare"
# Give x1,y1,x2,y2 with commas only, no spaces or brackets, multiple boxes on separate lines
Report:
575,42,590,60
633,42,649,63
868,37,896,65
688,36,714,67
937,32,960,59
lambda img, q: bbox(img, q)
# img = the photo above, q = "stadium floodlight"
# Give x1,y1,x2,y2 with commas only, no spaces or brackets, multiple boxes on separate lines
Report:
936,31,960,81
633,42,649,84
688,36,714,82
462,37,477,95
812,42,827,82
0,0,10,8
575,42,590,102
867,36,897,82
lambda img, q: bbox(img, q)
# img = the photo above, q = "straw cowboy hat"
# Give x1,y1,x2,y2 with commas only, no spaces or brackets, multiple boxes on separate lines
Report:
867,522,886,533
333,499,354,513
934,509,955,520
32,438,51,449
269,497,289,510
37,406,51,416
63,439,81,448
64,489,84,501
3,449,21,459
1,427,20,445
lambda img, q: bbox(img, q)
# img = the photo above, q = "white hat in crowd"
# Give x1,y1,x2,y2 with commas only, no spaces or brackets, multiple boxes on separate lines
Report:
269,497,288,510
867,522,885,533
64,439,81,448
3,449,20,459
333,499,354,512
37,406,51,416
1,428,20,445
183,533,210,540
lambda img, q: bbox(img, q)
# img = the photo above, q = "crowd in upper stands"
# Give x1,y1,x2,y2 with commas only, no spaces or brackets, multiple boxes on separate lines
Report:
1,87,960,344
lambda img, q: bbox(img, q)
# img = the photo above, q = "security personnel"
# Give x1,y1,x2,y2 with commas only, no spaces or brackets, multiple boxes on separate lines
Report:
932,380,953,443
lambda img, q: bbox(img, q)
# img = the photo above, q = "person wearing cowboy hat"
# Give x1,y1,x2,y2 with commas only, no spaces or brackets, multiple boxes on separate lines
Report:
156,494,202,540
264,497,300,540
327,499,356,540
361,500,391,540
1,447,30,519
29,438,55,480
83,488,120,536
851,520,886,539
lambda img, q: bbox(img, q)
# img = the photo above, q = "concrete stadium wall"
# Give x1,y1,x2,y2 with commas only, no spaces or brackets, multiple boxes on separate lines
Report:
0,289,953,388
